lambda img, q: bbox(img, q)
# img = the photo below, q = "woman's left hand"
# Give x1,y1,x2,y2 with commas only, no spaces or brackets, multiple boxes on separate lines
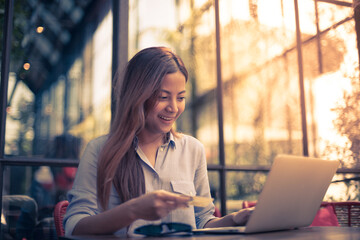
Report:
231,207,254,226
204,206,255,228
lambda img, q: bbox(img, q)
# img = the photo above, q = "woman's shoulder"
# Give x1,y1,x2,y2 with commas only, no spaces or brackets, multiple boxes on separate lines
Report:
89,134,108,144
173,133,206,163
86,135,109,152
174,133,204,148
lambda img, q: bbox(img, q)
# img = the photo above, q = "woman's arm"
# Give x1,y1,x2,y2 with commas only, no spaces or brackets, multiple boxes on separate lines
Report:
65,138,190,235
72,190,190,235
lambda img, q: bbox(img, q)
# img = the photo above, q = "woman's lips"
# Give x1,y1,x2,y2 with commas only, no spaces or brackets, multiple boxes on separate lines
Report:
159,115,175,123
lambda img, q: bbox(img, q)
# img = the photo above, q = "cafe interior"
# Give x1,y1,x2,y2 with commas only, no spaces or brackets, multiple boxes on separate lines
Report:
0,0,360,239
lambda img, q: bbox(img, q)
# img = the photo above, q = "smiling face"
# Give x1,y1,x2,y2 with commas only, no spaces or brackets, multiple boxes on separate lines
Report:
143,71,186,138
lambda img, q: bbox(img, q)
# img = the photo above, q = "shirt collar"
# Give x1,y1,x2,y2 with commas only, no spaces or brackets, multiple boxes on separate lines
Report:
133,132,176,150
166,132,176,149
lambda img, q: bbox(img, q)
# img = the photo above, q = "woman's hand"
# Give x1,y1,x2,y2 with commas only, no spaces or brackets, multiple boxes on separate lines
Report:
231,207,254,226
72,190,189,235
204,207,255,228
126,190,191,221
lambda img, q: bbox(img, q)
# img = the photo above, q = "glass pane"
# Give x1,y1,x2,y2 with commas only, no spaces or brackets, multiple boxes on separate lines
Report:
327,174,360,201
5,0,112,158
208,170,220,212
317,2,353,32
226,171,360,214
226,171,268,213
302,3,359,170
129,0,219,164
297,0,317,35
1,166,75,240
221,0,303,166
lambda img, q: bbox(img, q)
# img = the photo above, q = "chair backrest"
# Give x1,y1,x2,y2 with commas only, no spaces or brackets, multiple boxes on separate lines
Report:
2,195,39,238
242,200,360,227
213,206,221,217
54,200,69,237
310,202,339,226
332,201,360,227
242,200,339,226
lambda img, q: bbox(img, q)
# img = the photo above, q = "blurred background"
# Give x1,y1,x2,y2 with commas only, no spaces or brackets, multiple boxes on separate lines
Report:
0,0,359,239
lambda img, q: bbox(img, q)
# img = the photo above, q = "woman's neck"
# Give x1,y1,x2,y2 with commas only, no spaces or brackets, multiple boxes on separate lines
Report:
137,132,168,168
137,132,165,147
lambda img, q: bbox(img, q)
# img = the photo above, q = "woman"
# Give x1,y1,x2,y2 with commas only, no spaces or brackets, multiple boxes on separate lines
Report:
64,47,252,236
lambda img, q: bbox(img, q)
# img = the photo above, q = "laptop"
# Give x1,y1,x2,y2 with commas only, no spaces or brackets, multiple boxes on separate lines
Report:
193,154,340,234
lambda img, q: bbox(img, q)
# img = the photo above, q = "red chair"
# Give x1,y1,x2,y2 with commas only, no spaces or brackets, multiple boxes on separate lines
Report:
214,206,221,217
331,201,360,227
54,200,69,237
242,200,340,227
310,202,339,226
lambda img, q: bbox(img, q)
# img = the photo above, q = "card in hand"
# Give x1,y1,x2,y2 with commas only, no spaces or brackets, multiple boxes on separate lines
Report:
188,196,214,207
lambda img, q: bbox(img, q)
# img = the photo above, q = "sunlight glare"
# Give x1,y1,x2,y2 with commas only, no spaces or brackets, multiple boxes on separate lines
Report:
313,72,352,158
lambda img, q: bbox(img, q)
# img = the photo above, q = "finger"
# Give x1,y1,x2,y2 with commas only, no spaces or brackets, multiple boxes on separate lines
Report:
162,198,189,211
157,191,191,204
233,208,253,225
164,200,177,210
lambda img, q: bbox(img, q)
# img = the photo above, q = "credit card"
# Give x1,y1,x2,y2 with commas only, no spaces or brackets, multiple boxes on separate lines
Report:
188,196,214,207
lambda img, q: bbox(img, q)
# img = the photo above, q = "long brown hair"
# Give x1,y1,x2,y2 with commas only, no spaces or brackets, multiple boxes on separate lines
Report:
97,47,188,210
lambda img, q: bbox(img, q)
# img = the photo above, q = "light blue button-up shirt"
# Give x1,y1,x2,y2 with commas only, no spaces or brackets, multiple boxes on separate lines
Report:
64,133,216,236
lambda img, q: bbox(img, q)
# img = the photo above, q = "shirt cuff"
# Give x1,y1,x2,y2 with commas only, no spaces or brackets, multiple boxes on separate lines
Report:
198,214,217,229
64,213,89,236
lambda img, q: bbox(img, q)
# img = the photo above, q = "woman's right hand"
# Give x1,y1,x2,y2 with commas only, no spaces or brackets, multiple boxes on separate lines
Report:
126,190,191,221
72,190,190,235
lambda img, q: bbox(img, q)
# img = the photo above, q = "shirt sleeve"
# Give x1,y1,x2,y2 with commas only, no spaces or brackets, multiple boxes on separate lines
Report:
63,137,104,236
192,139,217,228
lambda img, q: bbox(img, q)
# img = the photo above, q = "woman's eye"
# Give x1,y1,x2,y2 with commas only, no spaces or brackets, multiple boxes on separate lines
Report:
159,96,168,100
178,97,185,101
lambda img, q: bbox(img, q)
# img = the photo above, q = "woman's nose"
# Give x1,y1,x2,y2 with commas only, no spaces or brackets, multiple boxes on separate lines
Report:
166,99,178,113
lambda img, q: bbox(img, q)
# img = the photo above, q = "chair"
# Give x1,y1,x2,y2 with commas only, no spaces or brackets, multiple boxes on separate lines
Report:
310,202,339,226
213,206,221,217
242,200,360,227
2,195,38,239
53,200,69,237
332,201,360,227
242,200,340,226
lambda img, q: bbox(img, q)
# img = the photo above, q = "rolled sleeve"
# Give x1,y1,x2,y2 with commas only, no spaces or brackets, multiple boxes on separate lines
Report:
63,136,106,236
64,213,89,236
193,140,216,228
196,207,217,229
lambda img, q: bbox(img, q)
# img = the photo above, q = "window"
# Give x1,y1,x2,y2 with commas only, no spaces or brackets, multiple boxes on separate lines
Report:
1,0,359,238
0,0,114,238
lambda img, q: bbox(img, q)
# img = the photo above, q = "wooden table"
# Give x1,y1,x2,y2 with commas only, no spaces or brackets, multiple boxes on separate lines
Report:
60,227,360,240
